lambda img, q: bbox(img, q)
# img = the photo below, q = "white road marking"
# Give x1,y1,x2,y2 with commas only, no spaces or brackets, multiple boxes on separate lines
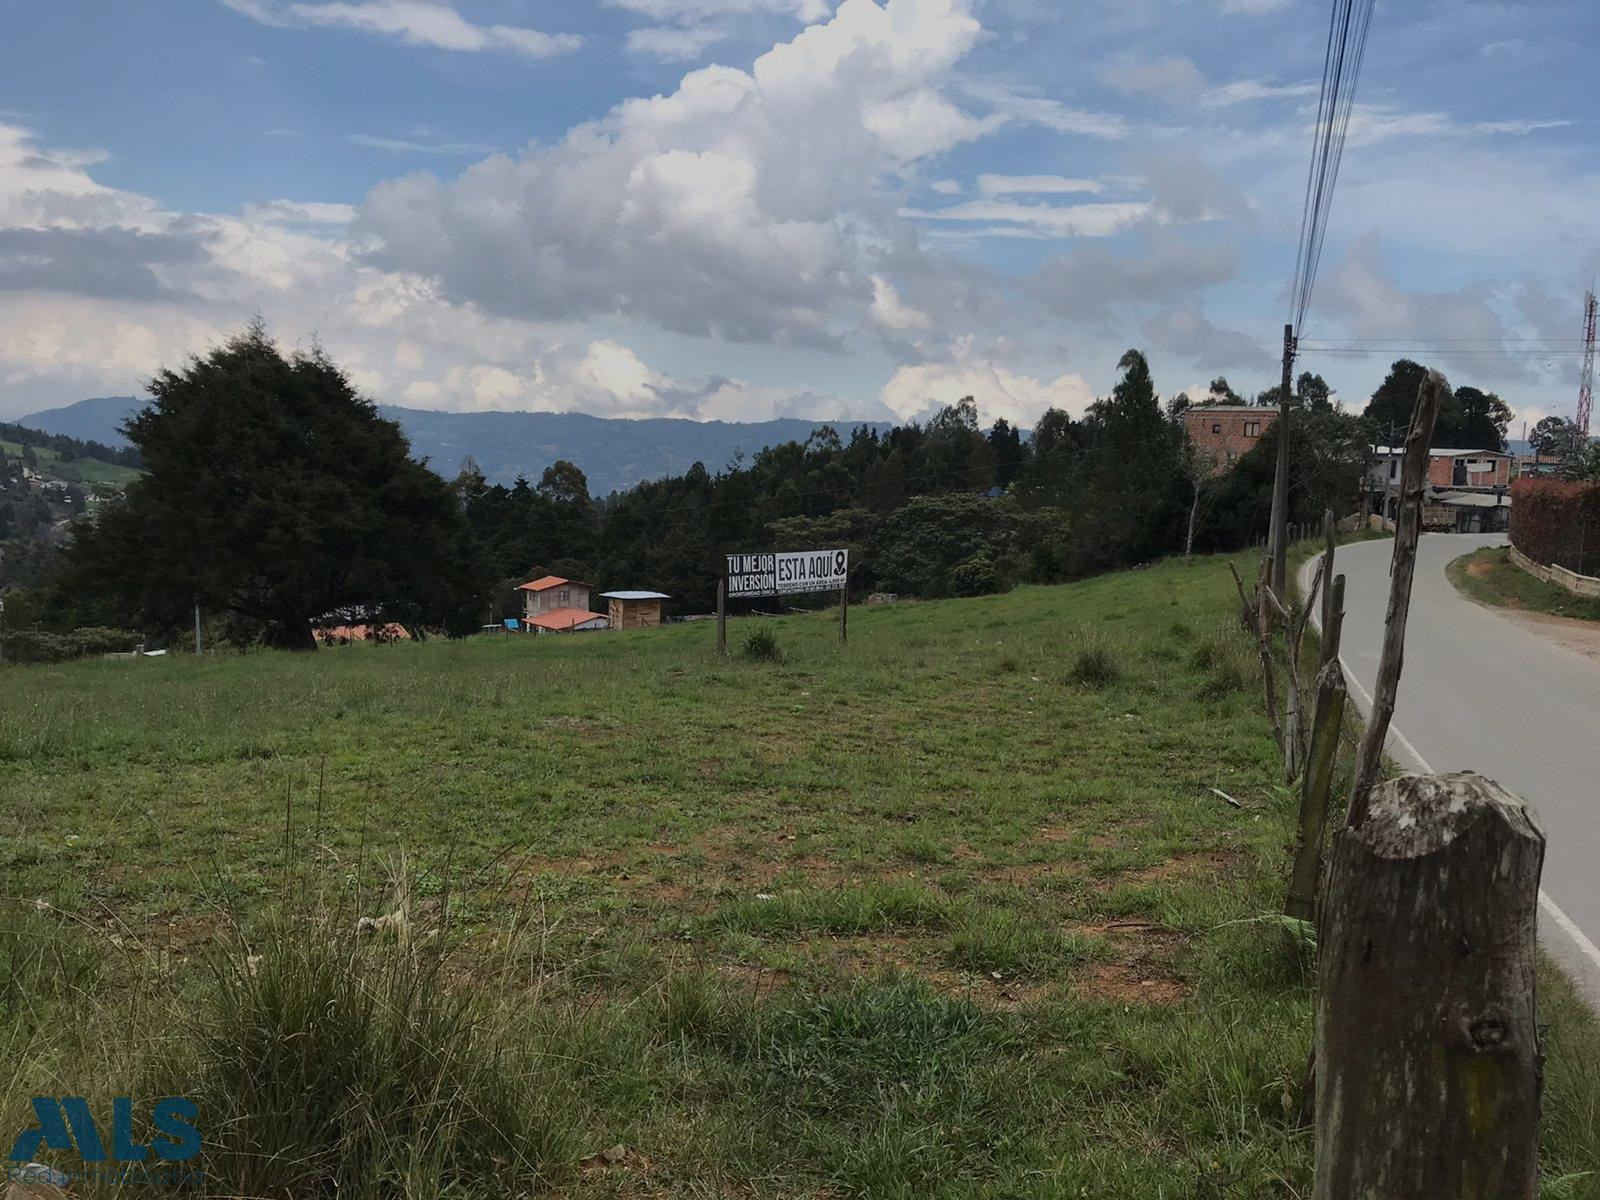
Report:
1304,552,1600,982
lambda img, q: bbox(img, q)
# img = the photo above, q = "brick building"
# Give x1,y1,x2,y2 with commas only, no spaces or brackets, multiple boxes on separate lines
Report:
1181,404,1279,475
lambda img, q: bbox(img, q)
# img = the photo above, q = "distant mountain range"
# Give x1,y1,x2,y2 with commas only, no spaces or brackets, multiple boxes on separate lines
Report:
16,396,882,495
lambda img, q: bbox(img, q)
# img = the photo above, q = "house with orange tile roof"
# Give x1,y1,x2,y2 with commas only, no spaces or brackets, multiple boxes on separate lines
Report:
516,575,609,634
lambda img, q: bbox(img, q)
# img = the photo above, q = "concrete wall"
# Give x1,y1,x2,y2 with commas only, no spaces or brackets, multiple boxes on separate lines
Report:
1509,544,1600,599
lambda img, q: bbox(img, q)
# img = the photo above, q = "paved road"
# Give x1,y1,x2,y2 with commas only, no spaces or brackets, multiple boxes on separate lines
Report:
1303,534,1600,1002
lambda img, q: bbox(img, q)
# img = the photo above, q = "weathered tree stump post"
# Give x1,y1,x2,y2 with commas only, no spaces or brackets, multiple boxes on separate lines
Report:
1314,771,1545,1200
1286,660,1346,924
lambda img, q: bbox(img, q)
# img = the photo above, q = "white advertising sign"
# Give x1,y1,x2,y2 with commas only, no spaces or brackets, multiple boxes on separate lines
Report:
725,549,849,598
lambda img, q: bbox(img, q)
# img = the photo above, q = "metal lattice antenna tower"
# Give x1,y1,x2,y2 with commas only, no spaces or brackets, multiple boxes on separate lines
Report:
1579,289,1597,438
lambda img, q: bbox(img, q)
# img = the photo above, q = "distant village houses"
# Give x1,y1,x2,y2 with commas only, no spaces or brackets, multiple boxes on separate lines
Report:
1365,446,1512,533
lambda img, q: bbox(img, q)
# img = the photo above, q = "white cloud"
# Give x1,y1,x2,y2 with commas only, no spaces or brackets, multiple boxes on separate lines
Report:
345,133,495,155
608,0,830,19
1201,78,1318,108
929,178,963,195
900,199,1151,239
1099,54,1205,101
1218,0,1290,13
241,199,358,225
625,25,727,61
956,80,1130,139
870,274,932,332
880,356,1094,426
223,1,583,58
977,173,1102,196
357,0,990,343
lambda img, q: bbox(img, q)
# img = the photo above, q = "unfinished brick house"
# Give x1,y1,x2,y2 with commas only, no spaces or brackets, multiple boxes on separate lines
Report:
1181,405,1279,475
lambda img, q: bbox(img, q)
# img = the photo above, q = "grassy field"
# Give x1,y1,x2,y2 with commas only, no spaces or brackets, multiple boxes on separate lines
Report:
0,438,140,489
1448,545,1600,623
3,552,1597,1198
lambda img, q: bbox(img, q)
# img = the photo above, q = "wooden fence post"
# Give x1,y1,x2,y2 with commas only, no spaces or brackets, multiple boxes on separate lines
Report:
1315,771,1544,1199
1348,371,1448,822
716,578,727,656
1286,661,1346,923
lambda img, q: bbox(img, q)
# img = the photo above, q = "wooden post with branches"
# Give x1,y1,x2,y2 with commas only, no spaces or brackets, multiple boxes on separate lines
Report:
1314,772,1544,1199
1347,371,1447,822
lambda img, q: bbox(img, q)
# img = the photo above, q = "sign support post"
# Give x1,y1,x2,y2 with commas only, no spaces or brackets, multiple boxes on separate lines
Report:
839,584,847,644
716,578,727,656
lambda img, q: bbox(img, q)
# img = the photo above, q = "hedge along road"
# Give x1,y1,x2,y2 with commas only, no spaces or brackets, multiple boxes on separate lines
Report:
1302,532,1600,1005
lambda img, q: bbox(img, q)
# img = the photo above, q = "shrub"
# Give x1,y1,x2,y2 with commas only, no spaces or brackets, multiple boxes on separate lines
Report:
949,555,1002,597
165,923,576,1198
1066,630,1121,687
0,626,139,665
742,626,782,662
1509,478,1600,576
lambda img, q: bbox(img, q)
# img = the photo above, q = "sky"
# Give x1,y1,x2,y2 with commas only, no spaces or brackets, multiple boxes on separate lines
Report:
1,0,1597,433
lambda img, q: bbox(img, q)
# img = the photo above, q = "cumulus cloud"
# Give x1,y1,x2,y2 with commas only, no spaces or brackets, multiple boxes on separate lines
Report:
0,227,207,301
880,354,1095,426
222,0,583,57
356,0,989,344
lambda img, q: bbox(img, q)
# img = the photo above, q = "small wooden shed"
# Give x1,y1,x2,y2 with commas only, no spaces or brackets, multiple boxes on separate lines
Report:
601,590,669,630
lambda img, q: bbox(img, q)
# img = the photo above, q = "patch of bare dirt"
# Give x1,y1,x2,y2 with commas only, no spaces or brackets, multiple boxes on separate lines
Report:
1076,963,1187,1005
1465,556,1495,580
1504,609,1600,665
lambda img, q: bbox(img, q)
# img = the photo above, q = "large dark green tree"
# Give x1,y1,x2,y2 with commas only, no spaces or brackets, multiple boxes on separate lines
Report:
1362,360,1509,450
65,324,482,648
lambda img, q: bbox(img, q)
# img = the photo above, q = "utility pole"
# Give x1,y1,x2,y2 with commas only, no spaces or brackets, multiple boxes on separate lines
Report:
1268,323,1295,600
1385,421,1401,531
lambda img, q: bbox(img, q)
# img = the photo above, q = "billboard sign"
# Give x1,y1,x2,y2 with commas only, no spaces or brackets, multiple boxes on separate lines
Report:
725,550,848,599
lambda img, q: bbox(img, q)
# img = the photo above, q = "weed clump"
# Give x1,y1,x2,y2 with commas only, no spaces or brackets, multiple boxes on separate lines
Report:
1066,630,1122,687
168,922,576,1197
742,627,783,662
1192,626,1259,699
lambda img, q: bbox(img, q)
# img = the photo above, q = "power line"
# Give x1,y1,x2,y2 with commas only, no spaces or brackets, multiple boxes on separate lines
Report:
1289,0,1379,336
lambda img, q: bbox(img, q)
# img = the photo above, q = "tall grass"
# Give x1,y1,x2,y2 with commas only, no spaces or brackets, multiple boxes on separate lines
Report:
164,917,577,1198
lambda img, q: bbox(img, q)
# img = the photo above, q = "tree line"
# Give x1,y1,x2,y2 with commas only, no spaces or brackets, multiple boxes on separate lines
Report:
0,327,1529,652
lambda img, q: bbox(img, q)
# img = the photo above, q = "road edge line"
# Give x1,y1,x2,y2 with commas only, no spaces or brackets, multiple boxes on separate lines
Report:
1300,548,1600,987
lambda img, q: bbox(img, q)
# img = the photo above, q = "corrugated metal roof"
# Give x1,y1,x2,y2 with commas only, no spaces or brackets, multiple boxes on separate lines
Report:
600,591,671,601
1435,492,1510,508
1374,447,1510,458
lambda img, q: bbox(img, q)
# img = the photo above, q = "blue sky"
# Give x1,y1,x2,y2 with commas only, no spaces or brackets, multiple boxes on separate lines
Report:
2,0,1596,432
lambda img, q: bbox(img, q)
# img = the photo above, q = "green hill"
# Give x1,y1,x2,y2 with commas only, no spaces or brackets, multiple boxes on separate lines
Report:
0,436,140,490
2,555,1596,1196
